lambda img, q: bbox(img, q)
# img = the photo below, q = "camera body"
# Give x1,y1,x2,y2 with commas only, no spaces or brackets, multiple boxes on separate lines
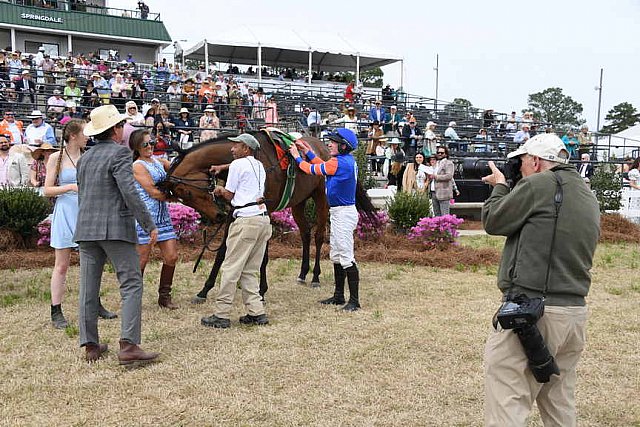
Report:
502,157,523,189
496,293,544,330
495,293,560,383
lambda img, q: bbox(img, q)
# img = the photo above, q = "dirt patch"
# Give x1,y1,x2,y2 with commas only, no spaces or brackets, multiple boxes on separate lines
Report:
0,228,500,271
599,213,640,243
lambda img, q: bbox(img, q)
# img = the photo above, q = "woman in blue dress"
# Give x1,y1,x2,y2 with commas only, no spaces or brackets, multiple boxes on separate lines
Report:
130,129,179,309
44,119,116,329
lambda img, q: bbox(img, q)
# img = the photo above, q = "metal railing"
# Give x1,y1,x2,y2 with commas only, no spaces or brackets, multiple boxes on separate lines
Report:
8,0,161,21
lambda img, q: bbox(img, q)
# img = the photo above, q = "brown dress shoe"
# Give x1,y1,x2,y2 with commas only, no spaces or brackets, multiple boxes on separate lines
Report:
117,339,160,366
158,295,179,310
85,343,108,362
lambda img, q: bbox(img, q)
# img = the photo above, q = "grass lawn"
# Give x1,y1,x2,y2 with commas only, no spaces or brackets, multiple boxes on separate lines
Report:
0,237,638,426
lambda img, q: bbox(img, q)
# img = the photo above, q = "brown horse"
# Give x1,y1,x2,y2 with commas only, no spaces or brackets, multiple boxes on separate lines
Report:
159,131,330,303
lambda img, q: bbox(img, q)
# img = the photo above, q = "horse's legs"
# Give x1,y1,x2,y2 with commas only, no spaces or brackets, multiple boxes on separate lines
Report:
191,239,227,304
290,202,313,286
259,241,269,300
311,189,329,287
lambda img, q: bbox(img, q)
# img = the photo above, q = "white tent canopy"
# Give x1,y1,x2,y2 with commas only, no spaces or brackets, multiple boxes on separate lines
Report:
597,123,640,159
177,26,403,84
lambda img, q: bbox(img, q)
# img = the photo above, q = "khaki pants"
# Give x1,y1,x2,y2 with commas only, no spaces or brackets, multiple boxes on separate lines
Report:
484,305,588,427
214,216,272,318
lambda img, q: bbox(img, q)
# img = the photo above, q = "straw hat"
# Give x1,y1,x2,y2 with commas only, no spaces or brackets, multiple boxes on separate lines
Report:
388,138,402,145
204,105,215,113
179,107,189,115
28,110,45,119
29,142,58,159
83,105,128,136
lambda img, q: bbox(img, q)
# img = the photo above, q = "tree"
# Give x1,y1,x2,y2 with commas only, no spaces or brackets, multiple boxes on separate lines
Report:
444,98,474,120
600,102,640,134
524,87,584,128
360,67,383,88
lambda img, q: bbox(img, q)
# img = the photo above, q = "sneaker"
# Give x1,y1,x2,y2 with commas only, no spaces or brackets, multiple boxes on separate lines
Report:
201,314,231,328
319,296,345,305
342,302,361,312
238,314,269,326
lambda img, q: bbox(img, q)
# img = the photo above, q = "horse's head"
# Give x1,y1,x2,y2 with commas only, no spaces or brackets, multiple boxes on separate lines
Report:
161,139,235,224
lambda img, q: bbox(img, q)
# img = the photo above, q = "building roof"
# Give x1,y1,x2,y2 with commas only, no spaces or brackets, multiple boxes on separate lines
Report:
179,27,402,72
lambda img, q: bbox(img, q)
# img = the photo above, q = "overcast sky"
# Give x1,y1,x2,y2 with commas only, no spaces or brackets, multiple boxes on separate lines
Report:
112,0,639,130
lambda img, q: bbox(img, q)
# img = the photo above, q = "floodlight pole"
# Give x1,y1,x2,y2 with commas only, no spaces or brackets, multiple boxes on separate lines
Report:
434,53,439,112
356,53,360,87
257,44,262,85
596,68,603,133
308,48,312,85
204,39,209,75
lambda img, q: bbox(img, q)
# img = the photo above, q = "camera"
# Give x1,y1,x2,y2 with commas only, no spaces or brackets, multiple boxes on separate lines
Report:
502,157,522,189
495,293,560,383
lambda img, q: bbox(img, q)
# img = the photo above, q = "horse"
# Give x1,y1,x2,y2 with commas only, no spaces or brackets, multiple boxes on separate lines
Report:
159,130,331,303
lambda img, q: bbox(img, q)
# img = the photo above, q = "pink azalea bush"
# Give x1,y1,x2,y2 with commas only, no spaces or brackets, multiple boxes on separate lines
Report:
36,218,51,246
270,207,299,234
168,203,201,242
407,214,464,249
356,211,389,240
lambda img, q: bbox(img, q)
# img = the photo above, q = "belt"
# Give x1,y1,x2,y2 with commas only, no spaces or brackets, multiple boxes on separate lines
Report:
236,212,268,218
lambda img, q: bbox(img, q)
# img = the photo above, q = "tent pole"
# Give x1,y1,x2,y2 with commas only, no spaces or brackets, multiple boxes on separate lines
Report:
204,39,209,75
258,44,262,85
356,54,360,87
400,59,404,91
308,48,312,85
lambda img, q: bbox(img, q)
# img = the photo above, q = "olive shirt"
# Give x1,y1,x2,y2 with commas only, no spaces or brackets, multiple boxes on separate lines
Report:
482,163,600,306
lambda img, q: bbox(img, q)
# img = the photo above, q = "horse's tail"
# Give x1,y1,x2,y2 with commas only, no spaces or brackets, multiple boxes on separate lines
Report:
355,181,377,220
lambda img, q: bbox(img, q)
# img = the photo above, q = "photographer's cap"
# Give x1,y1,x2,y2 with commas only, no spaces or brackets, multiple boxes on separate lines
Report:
507,134,569,164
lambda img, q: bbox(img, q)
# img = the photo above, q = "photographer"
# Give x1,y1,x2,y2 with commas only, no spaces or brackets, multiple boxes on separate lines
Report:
480,134,599,426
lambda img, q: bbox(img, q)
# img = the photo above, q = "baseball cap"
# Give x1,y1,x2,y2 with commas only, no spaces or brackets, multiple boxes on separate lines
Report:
229,133,260,150
507,134,569,164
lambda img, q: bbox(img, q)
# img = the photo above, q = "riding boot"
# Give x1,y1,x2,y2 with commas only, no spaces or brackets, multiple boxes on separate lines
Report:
320,263,346,305
343,264,361,312
158,264,178,310
51,304,68,329
98,299,118,320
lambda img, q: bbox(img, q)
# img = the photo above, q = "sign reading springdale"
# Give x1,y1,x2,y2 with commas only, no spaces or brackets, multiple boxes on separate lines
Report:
20,13,64,24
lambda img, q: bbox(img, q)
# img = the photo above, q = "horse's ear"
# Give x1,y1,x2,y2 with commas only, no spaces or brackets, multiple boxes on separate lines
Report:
171,140,185,154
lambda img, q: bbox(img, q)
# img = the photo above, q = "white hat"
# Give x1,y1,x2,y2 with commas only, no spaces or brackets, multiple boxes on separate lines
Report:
449,121,456,127
22,69,31,75
388,138,402,145
426,121,436,128
390,105,397,109
52,89,61,95
65,100,76,108
179,107,189,114
507,134,569,164
28,110,44,118
38,46,45,52
83,105,128,136
204,105,215,112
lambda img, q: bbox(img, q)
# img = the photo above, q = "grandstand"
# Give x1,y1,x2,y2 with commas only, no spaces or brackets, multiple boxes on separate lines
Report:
1,0,639,208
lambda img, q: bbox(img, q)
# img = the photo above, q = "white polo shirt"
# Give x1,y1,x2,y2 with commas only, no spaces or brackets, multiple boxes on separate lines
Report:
225,155,267,218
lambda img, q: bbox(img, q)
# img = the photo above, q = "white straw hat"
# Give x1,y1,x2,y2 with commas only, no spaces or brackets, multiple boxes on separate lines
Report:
83,105,128,137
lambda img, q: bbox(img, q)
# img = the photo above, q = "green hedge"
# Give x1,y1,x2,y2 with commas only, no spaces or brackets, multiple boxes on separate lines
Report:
386,191,431,233
0,187,51,244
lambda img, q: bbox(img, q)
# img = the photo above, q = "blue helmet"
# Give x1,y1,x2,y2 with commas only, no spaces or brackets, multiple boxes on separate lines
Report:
327,128,358,151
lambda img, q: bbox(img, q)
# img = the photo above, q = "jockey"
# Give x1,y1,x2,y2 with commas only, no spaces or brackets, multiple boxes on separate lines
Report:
289,128,361,311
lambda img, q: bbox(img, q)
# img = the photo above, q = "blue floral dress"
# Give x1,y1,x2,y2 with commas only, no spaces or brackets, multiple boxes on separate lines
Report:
134,159,177,245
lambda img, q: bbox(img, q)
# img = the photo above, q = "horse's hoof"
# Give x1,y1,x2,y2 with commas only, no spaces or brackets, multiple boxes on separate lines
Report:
296,278,306,285
311,282,321,288
191,296,207,305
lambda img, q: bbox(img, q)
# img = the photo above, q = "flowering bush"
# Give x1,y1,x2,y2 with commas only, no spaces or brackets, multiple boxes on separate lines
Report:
407,214,464,250
270,207,299,235
36,218,51,247
168,203,201,242
356,211,389,240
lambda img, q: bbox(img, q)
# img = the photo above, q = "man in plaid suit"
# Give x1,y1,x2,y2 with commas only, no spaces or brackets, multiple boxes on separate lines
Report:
75,105,160,364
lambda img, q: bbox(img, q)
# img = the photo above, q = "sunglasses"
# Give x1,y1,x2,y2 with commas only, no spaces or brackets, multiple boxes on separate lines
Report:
141,141,156,148
4,113,15,116
437,151,446,155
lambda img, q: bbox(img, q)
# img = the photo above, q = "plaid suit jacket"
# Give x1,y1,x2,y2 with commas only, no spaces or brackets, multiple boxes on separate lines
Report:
433,158,454,201
74,139,155,243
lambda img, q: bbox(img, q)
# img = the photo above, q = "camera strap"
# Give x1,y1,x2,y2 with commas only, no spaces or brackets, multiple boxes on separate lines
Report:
542,170,564,297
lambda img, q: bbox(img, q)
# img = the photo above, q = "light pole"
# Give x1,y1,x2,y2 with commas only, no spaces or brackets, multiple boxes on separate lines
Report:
595,68,603,134
434,53,439,111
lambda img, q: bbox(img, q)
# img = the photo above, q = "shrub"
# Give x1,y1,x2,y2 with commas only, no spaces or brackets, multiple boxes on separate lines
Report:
353,146,378,190
37,218,51,247
168,203,201,242
408,214,465,250
386,191,431,233
271,207,299,235
0,188,51,246
356,210,389,240
590,163,622,212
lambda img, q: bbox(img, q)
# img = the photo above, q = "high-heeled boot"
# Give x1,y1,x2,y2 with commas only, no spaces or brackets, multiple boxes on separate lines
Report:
158,264,178,310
